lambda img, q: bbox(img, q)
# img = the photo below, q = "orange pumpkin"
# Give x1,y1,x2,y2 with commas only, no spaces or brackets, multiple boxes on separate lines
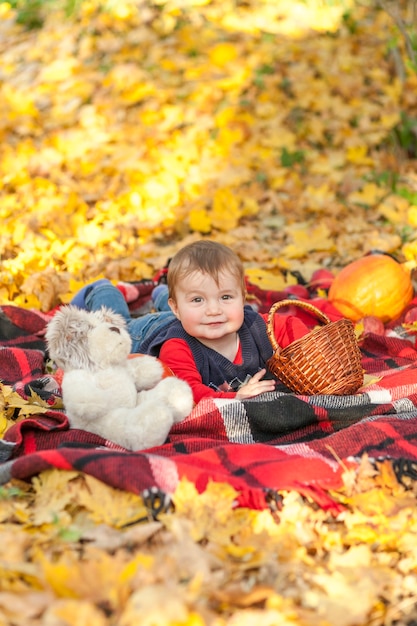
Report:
328,254,414,323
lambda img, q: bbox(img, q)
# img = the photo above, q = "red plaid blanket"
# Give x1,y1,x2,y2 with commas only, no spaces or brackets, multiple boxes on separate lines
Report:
2,282,417,516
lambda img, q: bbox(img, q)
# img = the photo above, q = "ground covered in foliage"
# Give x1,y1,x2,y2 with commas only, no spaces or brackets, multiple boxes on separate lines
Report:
2,1,417,624
2,460,417,626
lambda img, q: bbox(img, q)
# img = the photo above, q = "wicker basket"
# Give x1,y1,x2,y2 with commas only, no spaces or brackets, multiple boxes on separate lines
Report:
266,299,364,395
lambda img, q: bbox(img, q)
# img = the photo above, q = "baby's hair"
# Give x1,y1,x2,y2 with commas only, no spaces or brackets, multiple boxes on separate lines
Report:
167,240,246,301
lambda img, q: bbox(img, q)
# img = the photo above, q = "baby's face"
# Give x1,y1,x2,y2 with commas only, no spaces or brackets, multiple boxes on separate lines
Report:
168,269,245,343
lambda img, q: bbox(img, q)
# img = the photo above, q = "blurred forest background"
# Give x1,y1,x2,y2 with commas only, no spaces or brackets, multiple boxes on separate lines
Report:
1,0,417,312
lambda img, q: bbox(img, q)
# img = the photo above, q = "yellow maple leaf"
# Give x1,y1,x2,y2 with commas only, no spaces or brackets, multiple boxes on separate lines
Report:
0,413,10,438
31,470,80,526
26,387,61,409
208,42,238,67
172,479,244,544
211,187,241,231
244,268,289,291
345,486,415,518
282,222,335,258
402,239,417,263
4,84,39,120
189,207,211,234
172,477,200,518
218,125,245,148
347,182,385,207
241,196,260,217
0,385,62,426
214,106,235,128
407,205,417,227
303,183,334,211
39,58,78,83
77,474,148,528
216,66,251,91
381,112,401,128
378,195,410,224
346,145,374,165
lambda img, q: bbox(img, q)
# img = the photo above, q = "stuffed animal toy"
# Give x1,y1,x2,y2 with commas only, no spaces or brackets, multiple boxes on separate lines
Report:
45,305,193,451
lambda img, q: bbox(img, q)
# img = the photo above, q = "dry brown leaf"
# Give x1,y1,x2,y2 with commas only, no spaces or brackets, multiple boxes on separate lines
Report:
119,583,189,626
81,521,162,552
0,591,54,625
21,269,70,312
42,599,108,626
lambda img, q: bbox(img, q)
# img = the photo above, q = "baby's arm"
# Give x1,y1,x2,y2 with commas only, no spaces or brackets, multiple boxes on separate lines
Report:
159,339,236,404
159,339,276,403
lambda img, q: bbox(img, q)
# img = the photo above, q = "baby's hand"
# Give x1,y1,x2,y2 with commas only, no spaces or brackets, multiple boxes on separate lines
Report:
235,369,276,400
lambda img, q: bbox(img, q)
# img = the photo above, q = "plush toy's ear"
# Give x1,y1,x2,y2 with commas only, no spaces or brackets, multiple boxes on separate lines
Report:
46,305,94,370
94,306,127,330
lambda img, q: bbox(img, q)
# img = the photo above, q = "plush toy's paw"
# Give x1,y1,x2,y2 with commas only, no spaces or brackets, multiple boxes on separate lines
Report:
128,354,165,390
157,377,194,423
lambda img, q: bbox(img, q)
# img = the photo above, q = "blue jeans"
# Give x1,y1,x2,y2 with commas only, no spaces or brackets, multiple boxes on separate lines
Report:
74,280,175,353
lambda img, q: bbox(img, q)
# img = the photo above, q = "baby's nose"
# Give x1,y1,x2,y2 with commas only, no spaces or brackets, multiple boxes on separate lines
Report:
206,300,221,313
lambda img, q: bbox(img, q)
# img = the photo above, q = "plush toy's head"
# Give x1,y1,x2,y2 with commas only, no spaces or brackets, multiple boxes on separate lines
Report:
46,305,132,371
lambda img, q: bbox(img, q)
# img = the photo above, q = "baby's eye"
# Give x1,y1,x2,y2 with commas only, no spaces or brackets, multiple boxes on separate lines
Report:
191,296,203,303
221,294,233,300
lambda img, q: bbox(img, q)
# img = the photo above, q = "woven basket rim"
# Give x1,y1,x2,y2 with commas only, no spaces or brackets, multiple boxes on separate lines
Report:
266,299,364,395
266,299,332,355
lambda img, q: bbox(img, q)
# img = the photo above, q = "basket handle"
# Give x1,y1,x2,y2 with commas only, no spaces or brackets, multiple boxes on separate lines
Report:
266,299,332,354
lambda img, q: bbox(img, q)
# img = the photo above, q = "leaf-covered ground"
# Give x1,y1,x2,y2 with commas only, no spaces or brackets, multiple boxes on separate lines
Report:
2,1,417,624
2,460,417,626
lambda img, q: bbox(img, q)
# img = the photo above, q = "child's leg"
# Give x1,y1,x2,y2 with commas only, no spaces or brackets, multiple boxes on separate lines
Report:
72,279,175,353
71,279,174,352
152,284,170,311
127,310,175,353
72,281,170,315
83,280,132,322
71,279,111,310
